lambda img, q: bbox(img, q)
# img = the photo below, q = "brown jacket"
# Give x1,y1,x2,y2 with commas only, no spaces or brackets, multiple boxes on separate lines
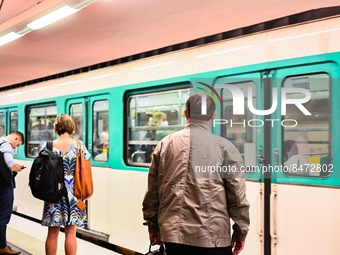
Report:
142,122,250,247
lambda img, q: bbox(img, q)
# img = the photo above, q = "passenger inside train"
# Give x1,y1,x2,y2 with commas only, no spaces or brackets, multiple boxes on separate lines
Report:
94,131,109,161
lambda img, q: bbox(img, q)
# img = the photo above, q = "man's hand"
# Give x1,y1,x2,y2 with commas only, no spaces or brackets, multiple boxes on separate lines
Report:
9,164,23,172
149,232,163,245
231,238,245,255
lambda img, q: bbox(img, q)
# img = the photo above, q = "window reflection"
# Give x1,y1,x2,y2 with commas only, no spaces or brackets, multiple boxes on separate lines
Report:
282,74,330,177
222,81,257,168
128,89,190,165
93,100,109,162
27,106,57,157
10,111,19,156
0,112,5,137
10,111,18,134
69,103,84,141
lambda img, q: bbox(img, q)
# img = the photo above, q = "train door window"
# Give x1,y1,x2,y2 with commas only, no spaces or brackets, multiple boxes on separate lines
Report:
282,73,330,177
221,82,257,166
10,111,19,156
10,111,18,133
92,100,109,162
127,88,190,166
69,103,84,141
27,105,57,157
0,112,5,136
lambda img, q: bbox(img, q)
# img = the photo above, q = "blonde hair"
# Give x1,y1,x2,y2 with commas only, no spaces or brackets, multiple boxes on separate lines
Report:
54,114,75,135
148,111,167,126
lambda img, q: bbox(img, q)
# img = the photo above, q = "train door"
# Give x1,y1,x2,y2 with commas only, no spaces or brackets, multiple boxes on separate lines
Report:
66,95,110,228
269,62,340,255
67,95,110,164
210,72,265,255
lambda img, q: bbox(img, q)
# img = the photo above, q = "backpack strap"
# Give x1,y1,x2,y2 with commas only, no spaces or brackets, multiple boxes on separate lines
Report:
0,141,10,147
0,141,10,151
46,141,53,151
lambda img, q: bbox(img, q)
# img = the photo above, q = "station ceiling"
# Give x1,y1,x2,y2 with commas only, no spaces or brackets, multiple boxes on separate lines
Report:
0,0,339,88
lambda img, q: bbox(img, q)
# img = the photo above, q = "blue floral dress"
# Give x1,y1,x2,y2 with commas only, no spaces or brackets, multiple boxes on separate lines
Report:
41,140,91,227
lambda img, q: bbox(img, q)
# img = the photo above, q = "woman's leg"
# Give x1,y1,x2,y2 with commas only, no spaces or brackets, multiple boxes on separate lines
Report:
45,226,60,255
64,225,77,255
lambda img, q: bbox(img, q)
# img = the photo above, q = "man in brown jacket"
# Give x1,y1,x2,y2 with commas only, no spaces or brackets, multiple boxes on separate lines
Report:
143,92,250,255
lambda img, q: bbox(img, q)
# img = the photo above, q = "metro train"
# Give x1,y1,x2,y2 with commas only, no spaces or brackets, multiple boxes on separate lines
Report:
1,7,340,255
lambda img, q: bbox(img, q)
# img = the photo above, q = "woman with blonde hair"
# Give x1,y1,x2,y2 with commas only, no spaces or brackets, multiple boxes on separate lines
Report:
148,111,167,127
41,114,90,255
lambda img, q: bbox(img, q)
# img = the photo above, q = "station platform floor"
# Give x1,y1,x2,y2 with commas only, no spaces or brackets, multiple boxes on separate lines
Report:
7,214,119,254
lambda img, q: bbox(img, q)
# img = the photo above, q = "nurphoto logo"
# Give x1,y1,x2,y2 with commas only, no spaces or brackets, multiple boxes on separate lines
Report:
195,81,312,128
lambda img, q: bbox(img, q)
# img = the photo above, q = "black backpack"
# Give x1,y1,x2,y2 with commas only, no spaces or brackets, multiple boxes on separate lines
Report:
0,141,13,187
29,142,66,203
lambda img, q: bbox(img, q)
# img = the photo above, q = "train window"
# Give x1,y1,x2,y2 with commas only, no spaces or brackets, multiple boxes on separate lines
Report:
10,111,19,156
127,89,190,166
27,105,57,157
92,100,109,162
69,103,84,141
10,111,18,133
222,82,257,167
0,112,5,136
282,73,330,177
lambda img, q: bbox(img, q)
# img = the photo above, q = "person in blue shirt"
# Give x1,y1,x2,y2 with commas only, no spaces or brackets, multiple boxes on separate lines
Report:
0,131,24,255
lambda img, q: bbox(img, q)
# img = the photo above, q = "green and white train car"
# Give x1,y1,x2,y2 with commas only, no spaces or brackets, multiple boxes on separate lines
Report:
1,7,340,255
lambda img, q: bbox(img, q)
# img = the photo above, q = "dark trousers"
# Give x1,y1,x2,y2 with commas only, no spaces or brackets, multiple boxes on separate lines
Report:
0,184,14,248
165,242,233,255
